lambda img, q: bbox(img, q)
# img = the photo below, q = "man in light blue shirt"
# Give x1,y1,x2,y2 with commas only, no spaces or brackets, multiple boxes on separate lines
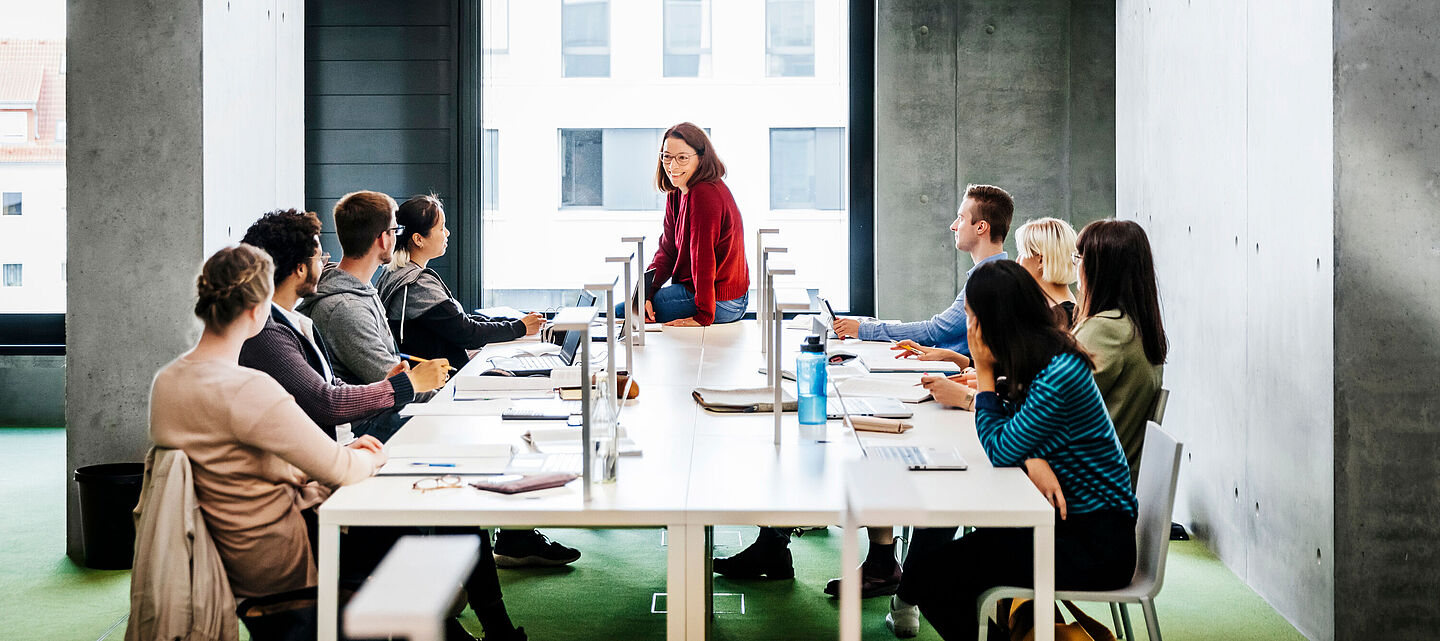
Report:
834,184,1015,358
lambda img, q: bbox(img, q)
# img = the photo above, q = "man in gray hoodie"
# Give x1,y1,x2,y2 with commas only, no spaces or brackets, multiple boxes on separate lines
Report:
298,190,433,386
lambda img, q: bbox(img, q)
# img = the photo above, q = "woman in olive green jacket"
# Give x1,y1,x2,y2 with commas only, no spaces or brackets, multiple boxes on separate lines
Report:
1073,220,1169,485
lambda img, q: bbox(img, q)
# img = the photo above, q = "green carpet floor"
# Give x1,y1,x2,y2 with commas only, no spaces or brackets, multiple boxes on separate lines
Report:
1,427,1307,640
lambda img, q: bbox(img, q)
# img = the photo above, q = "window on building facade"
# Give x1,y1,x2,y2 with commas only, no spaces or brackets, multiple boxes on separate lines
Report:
770,127,844,210
55,119,65,143
766,0,814,77
482,0,509,52
561,0,609,78
483,129,500,210
0,112,27,144
664,0,711,77
2,193,20,216
2,264,21,288
560,128,665,210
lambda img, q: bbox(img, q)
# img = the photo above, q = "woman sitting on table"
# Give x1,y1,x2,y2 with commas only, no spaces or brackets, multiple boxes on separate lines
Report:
377,194,545,368
1073,219,1166,485
892,261,1137,641
633,122,750,327
1015,217,1080,327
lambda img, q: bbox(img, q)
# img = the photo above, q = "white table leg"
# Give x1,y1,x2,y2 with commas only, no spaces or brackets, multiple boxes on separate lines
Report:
1033,523,1055,641
685,525,713,640
839,511,862,641
318,520,340,641
666,524,688,641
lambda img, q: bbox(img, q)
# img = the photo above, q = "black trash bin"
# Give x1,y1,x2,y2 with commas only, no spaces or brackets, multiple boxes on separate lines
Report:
75,462,145,570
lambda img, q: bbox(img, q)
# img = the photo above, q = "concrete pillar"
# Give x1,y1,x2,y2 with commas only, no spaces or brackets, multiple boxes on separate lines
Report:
1333,2,1440,638
873,0,1114,319
64,0,303,560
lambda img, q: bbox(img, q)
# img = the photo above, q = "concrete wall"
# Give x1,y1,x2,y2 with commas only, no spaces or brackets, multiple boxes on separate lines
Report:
1117,1,1334,638
65,0,304,559
0,355,64,427
1333,2,1440,638
873,0,1114,320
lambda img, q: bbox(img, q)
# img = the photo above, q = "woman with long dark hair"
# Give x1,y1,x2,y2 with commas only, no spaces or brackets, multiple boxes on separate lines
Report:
1074,219,1167,483
891,261,1138,641
638,122,749,326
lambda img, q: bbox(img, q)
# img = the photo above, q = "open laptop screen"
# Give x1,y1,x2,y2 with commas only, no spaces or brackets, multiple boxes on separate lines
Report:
557,291,597,364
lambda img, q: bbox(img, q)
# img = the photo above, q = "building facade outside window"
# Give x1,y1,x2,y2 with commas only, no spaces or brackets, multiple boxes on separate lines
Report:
3,264,21,287
482,0,509,53
663,0,711,78
770,127,845,210
766,0,815,77
483,129,500,210
482,1,848,311
2,192,20,215
561,0,610,78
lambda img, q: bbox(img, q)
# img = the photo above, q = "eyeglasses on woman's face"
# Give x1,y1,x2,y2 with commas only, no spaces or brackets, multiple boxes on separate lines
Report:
659,153,697,166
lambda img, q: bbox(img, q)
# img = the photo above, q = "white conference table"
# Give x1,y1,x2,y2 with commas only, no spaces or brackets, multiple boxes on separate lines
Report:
317,320,1055,641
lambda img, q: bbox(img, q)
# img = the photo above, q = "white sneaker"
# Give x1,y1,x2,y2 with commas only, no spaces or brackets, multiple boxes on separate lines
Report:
886,595,919,638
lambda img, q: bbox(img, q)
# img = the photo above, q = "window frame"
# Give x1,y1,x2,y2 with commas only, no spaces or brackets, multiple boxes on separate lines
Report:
560,0,611,79
2,192,20,216
662,0,712,78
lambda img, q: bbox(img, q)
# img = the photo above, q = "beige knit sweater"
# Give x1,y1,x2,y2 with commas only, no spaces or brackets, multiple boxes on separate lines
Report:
149,355,383,598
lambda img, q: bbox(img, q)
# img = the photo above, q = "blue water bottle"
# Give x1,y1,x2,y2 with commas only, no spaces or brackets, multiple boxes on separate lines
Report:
797,335,827,425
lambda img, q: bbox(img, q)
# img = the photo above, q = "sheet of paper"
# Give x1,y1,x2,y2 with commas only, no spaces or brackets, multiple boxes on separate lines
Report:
834,374,934,403
399,399,512,416
453,375,558,392
475,306,526,320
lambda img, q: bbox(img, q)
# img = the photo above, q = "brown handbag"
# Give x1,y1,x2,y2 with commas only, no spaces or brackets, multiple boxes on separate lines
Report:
1000,598,1118,641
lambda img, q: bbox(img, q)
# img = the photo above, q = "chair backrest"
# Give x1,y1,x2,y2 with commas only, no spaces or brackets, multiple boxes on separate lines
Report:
1149,387,1170,425
1131,422,1182,595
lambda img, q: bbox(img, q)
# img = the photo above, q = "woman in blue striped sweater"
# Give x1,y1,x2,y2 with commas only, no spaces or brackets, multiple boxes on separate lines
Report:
892,260,1138,640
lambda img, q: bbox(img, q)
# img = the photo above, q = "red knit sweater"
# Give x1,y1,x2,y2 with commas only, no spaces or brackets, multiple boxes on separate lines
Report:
647,180,749,325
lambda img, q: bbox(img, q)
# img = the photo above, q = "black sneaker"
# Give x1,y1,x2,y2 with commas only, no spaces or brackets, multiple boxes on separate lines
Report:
711,541,795,579
823,561,902,598
493,529,581,567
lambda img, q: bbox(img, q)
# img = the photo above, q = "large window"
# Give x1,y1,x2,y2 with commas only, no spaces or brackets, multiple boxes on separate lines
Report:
480,1,851,311
560,128,666,211
0,32,66,318
766,0,815,77
770,128,845,210
482,0,509,53
663,0,711,77
561,0,609,78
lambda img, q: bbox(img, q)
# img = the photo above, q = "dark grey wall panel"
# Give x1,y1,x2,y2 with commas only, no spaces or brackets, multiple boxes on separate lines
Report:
308,129,451,164
306,95,454,129
306,163,452,199
308,0,449,26
308,60,454,95
306,0,461,293
307,26,452,60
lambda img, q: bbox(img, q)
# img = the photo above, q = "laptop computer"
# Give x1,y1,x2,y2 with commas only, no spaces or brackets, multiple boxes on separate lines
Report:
826,396,913,419
830,374,968,471
489,292,596,375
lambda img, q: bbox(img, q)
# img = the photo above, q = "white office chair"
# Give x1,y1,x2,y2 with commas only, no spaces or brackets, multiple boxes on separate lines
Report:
977,423,1183,641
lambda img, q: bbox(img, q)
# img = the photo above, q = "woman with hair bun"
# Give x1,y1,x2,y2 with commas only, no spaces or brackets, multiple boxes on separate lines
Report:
148,245,387,633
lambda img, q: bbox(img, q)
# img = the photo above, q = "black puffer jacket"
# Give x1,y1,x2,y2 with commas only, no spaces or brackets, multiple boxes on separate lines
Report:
376,262,526,367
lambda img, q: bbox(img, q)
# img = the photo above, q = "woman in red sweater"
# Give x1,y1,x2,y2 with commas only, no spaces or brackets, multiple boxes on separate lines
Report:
641,122,749,326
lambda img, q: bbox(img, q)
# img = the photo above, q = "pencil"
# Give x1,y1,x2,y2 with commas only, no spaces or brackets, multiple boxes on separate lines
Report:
398,352,459,374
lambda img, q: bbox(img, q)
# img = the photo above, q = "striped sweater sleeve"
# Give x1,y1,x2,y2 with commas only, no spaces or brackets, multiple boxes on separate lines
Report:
973,354,1095,466
241,322,413,427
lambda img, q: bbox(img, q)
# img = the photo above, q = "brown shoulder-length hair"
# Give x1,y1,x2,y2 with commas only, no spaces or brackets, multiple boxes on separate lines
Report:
655,122,726,193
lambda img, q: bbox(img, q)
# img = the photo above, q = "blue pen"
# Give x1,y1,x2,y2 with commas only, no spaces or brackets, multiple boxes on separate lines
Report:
409,462,457,468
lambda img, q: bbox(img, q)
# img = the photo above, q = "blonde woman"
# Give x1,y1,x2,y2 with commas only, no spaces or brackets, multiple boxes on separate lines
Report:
1014,217,1079,327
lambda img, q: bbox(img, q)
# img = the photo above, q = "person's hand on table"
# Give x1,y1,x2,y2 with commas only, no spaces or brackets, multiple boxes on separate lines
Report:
644,299,656,323
832,317,861,339
891,340,971,368
405,358,451,392
665,317,702,327
519,312,545,336
921,374,977,410
385,360,410,379
347,434,383,454
1023,458,1067,520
